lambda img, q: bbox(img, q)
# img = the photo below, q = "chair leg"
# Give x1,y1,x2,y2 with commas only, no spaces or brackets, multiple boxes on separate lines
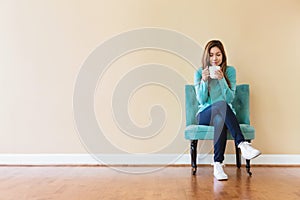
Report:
190,140,198,175
245,140,252,176
246,159,252,176
235,143,241,168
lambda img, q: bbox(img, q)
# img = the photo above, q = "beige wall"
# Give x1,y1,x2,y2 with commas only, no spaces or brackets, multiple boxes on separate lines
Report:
0,0,299,155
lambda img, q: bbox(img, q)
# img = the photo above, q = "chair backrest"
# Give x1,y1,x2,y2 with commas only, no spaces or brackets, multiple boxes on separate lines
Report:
185,84,250,126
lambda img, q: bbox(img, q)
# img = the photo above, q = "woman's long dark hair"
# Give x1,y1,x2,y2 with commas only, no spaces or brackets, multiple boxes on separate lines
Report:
202,40,231,88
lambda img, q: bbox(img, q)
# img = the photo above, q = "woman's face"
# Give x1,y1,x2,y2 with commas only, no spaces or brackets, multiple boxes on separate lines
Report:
209,46,223,66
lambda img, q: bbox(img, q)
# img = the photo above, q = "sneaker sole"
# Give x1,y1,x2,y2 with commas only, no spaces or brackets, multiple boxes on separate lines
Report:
215,176,228,181
242,152,261,160
214,173,228,181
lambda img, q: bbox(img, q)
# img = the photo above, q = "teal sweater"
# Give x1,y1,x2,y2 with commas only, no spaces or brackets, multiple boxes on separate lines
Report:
194,66,237,114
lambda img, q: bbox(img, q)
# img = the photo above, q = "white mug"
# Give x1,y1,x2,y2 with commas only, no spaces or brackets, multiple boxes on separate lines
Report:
209,66,221,79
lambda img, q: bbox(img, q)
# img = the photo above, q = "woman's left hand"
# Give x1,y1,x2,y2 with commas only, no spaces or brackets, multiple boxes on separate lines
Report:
215,69,224,80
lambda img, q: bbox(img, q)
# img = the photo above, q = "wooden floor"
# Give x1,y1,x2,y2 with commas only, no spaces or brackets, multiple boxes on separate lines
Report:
0,166,299,200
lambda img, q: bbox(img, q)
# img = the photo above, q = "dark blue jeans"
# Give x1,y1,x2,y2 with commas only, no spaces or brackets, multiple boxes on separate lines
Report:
196,101,245,162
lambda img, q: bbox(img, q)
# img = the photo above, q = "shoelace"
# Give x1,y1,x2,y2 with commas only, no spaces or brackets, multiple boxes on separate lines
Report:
239,141,252,147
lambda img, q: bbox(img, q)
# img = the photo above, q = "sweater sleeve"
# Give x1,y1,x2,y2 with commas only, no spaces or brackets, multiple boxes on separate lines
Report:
194,69,208,105
218,66,236,103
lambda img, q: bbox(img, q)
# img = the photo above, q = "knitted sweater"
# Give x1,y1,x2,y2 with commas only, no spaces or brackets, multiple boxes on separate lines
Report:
194,66,237,114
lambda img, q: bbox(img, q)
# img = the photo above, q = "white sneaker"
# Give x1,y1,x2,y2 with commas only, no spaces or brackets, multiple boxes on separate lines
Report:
238,141,261,160
213,162,228,181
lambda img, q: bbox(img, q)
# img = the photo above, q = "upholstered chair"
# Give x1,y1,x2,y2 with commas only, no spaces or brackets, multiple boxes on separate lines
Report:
185,84,255,175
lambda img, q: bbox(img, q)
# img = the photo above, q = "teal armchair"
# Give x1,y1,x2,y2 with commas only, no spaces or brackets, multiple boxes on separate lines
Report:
184,84,255,175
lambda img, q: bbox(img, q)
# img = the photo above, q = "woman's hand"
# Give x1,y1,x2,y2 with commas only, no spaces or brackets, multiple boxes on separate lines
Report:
202,66,210,82
215,68,224,80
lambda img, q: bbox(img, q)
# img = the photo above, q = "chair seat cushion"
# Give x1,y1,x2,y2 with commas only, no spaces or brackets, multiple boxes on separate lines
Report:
184,124,255,140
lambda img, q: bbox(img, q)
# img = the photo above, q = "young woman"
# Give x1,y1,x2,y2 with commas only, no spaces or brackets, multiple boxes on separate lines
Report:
194,40,261,180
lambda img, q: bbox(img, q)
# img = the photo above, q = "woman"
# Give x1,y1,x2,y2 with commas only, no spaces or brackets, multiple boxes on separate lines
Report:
194,40,261,180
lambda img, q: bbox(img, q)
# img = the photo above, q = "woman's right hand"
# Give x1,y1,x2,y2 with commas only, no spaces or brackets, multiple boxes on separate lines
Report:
202,66,209,82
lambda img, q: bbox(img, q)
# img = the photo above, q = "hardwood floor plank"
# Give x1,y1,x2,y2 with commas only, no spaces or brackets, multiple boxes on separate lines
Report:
0,166,299,200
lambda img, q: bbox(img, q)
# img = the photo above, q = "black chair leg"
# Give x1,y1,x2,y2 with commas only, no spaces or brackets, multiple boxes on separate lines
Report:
235,143,241,168
245,140,252,176
246,159,252,176
191,140,198,175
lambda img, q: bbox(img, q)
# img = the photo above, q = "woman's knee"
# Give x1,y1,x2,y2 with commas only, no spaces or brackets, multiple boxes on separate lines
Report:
212,101,229,114
212,114,224,125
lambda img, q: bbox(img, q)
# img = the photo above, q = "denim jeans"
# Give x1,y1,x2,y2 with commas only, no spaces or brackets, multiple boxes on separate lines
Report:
196,101,245,162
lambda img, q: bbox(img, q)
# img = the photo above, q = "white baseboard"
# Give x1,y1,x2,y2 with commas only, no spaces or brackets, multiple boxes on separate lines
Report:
0,154,299,165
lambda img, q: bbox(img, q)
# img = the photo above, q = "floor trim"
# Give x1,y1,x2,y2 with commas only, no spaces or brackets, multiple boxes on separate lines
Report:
0,154,299,165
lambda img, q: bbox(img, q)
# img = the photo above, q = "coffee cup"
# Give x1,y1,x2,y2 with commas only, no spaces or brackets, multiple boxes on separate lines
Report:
209,66,220,79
